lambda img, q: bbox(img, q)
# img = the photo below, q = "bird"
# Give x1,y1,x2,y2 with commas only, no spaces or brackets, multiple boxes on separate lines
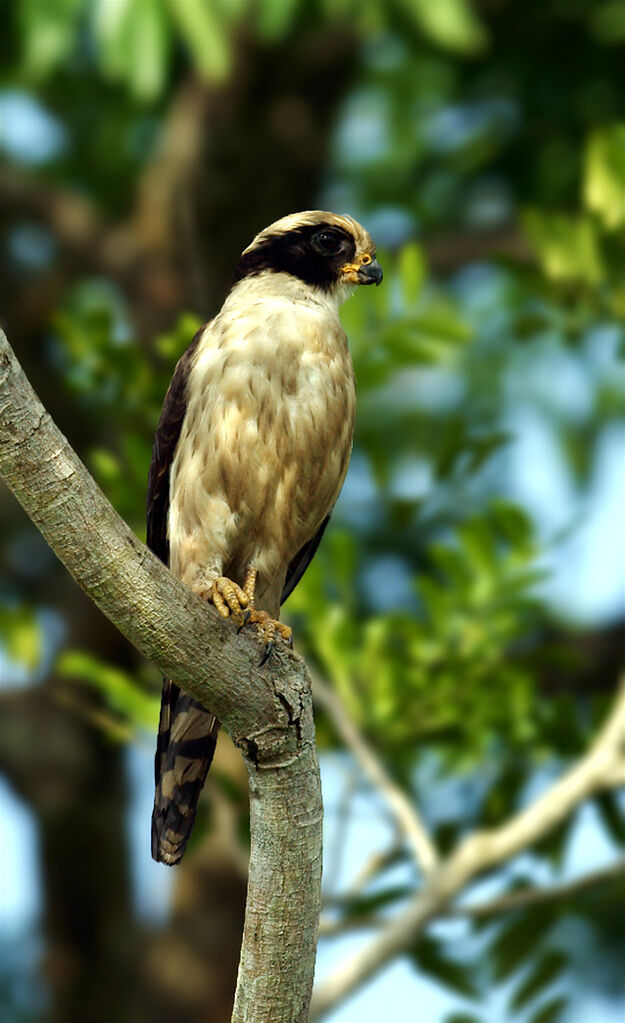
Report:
147,210,382,864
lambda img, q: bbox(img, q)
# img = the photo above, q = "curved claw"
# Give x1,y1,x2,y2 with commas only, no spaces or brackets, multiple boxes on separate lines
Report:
259,641,274,667
237,608,252,633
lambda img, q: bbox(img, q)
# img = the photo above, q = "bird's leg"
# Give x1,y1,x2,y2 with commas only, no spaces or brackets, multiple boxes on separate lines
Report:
237,565,293,664
209,577,250,627
241,566,258,608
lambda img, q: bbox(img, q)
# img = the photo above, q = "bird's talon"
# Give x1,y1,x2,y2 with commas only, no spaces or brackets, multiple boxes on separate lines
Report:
237,608,252,633
259,642,274,666
209,576,248,619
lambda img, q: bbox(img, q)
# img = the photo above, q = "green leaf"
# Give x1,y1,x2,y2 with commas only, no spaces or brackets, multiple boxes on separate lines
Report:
463,431,512,474
508,950,567,1012
88,448,121,488
584,124,625,231
410,307,473,346
528,995,569,1023
256,0,302,41
590,2,625,45
0,606,42,672
339,885,413,918
489,500,534,550
167,0,231,81
410,935,479,998
400,0,488,55
18,0,82,80
523,210,604,285
489,911,554,982
594,792,625,846
533,814,575,868
398,243,426,306
58,650,158,730
71,0,172,99
126,0,170,100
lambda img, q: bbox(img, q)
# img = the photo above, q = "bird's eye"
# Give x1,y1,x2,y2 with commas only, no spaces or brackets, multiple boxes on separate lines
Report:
313,230,344,255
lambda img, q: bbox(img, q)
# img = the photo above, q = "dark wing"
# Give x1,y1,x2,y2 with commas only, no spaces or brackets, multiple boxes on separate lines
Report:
280,514,331,605
146,328,203,565
147,326,220,866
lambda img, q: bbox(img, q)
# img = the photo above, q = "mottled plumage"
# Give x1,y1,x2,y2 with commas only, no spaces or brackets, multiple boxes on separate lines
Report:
147,211,381,864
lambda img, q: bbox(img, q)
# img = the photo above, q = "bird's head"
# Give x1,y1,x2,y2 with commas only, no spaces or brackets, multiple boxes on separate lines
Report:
232,211,383,300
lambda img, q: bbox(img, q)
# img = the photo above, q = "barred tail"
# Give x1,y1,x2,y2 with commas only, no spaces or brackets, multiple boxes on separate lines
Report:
151,678,220,865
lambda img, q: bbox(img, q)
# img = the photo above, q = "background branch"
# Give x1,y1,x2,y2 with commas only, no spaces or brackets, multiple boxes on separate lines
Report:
318,859,625,937
313,674,438,874
311,679,625,1019
452,858,625,920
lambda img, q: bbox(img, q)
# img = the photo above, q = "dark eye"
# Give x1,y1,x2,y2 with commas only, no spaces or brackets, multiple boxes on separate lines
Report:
313,230,344,255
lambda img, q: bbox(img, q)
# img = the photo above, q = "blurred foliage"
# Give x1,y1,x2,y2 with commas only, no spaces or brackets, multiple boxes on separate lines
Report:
52,291,201,528
0,604,42,672
1,1,625,1022
289,505,544,758
15,0,487,101
58,649,159,734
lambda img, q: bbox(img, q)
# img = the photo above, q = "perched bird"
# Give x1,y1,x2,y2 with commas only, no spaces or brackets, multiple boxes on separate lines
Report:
147,210,382,864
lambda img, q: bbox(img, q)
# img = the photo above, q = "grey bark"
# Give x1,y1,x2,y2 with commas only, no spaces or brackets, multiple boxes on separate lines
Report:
0,327,322,1023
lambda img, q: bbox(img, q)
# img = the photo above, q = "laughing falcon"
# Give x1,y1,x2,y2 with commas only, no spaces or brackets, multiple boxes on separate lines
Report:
147,211,382,864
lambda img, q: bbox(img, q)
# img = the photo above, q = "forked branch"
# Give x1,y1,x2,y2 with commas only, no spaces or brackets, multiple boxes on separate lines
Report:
0,328,321,1023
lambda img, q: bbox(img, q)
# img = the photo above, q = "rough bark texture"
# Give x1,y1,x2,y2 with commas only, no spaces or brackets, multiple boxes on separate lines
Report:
234,745,322,1023
0,327,322,1023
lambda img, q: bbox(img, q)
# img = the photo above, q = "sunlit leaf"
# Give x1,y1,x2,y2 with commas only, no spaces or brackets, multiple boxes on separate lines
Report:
523,210,604,285
93,0,170,99
584,124,625,231
0,606,43,671
167,0,231,81
398,243,426,306
18,0,82,79
400,0,488,55
58,650,159,730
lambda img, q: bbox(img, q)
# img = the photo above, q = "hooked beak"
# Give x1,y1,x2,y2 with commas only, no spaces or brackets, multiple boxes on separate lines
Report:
357,258,383,286
341,255,384,287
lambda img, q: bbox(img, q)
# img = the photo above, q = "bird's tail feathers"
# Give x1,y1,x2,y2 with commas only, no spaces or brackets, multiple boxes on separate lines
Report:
151,679,220,865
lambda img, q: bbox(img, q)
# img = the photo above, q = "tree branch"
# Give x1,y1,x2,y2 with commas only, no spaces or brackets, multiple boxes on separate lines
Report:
0,327,321,1023
318,858,625,936
310,679,625,1019
425,224,533,274
453,858,625,919
313,674,438,874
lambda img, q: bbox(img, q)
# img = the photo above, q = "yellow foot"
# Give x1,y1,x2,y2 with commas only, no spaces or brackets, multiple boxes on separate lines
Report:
209,577,250,626
245,609,293,665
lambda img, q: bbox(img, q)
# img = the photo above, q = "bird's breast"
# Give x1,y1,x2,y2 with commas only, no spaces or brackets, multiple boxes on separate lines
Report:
169,303,356,577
